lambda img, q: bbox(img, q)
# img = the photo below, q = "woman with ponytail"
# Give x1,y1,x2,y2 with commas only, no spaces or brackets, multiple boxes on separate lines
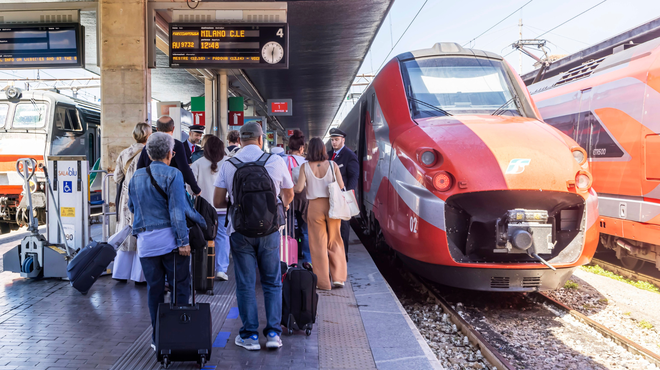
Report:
190,135,231,280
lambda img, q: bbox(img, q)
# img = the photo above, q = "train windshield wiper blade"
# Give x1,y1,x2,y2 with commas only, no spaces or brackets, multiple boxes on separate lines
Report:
491,95,521,116
409,96,452,116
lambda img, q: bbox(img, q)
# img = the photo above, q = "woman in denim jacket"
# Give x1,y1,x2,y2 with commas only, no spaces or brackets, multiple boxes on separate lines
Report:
128,132,207,350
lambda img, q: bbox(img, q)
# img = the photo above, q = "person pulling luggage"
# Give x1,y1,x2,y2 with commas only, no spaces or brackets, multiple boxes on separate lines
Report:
127,132,207,351
213,122,294,351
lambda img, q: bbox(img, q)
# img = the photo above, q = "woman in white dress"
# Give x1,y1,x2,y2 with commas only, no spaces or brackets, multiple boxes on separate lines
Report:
190,135,230,280
112,122,151,283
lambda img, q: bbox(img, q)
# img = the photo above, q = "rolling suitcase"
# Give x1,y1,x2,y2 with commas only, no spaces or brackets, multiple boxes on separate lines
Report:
280,208,298,266
156,251,212,368
67,241,116,295
281,264,318,336
193,241,214,294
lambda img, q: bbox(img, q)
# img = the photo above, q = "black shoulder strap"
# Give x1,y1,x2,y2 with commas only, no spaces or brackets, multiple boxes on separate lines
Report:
146,166,168,204
255,153,272,167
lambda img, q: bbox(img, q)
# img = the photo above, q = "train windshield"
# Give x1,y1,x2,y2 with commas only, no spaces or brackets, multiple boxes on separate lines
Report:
0,104,7,128
402,57,522,117
12,103,47,129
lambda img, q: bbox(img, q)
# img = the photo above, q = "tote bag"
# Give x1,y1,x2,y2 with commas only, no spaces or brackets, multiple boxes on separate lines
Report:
327,162,352,220
343,189,360,217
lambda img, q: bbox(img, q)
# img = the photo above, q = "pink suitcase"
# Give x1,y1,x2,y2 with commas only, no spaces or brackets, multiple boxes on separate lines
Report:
280,208,298,266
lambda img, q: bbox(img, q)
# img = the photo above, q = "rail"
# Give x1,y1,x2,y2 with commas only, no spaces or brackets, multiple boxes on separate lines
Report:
532,292,660,368
590,258,660,290
90,170,115,242
408,273,515,370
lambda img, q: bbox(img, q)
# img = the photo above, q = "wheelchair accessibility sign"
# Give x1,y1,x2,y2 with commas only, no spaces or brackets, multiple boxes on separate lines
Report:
63,181,72,193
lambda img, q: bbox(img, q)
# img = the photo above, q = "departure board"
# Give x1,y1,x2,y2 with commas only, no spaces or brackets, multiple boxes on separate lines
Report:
169,24,288,69
0,24,84,69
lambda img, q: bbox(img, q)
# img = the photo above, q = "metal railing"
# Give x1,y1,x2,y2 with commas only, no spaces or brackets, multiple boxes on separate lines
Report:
90,170,115,242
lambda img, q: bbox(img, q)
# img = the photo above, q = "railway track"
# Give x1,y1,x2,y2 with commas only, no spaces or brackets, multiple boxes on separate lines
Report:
590,257,660,289
531,292,660,368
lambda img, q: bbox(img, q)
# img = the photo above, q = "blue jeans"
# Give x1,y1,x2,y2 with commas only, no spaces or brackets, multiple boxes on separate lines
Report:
140,251,191,342
300,222,311,265
215,213,230,273
230,231,282,338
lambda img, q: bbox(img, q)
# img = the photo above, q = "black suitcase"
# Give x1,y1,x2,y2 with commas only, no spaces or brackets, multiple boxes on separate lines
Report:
193,242,214,294
156,251,212,368
281,263,318,336
67,241,116,295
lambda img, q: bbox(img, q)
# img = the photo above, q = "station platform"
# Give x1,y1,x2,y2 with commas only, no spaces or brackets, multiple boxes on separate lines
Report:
0,228,441,370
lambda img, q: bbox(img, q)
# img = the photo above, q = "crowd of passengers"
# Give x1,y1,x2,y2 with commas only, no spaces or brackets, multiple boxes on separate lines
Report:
112,116,359,351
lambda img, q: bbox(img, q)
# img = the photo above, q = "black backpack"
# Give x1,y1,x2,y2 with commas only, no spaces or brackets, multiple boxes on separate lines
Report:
228,153,279,237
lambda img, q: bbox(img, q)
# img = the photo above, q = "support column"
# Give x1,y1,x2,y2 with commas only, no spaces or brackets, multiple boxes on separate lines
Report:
99,0,150,174
204,78,214,135
218,70,228,141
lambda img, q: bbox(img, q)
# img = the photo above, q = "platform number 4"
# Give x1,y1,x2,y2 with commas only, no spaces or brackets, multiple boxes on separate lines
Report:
276,28,284,38
410,216,418,234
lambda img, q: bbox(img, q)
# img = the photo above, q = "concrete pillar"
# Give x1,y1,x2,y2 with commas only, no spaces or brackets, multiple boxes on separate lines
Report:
204,78,213,135
99,0,150,174
218,70,228,141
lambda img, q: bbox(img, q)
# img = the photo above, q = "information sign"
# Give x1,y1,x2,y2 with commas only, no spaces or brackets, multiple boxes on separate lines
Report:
0,23,84,69
169,23,288,69
268,99,292,116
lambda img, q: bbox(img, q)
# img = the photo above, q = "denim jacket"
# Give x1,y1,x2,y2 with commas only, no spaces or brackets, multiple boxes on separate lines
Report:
128,161,207,248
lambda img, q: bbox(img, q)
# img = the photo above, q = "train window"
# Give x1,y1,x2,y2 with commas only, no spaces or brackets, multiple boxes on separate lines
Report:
12,103,47,129
0,104,8,128
401,57,522,117
55,106,82,132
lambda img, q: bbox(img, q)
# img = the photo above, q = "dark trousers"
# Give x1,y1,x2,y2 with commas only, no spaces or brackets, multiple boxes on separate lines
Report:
341,220,350,261
140,251,191,342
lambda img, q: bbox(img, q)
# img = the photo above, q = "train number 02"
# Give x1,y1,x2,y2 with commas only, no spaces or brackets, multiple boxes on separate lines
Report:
409,216,418,233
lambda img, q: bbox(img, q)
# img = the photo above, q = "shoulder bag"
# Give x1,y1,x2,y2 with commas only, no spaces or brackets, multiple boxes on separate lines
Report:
327,162,352,220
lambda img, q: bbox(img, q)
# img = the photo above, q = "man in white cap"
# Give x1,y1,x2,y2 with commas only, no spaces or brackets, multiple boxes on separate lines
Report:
213,122,293,351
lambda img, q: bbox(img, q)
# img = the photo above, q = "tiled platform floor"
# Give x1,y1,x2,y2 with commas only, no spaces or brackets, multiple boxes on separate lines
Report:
0,228,441,370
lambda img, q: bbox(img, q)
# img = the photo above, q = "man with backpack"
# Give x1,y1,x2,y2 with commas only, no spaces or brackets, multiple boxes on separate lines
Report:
213,122,294,351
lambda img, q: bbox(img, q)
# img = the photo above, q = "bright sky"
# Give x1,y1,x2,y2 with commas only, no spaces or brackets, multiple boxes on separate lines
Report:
327,0,660,127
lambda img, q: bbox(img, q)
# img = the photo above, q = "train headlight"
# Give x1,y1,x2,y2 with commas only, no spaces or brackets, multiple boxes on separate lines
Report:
575,171,592,191
571,147,587,165
432,171,452,192
421,150,436,166
5,87,21,100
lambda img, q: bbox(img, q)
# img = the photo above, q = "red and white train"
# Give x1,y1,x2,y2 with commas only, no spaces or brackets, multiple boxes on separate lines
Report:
338,42,599,291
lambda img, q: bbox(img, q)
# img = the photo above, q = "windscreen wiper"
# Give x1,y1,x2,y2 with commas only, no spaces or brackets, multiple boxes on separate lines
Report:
408,96,453,116
491,95,521,116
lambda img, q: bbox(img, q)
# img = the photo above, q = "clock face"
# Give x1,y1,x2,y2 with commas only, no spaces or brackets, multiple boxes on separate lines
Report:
261,41,284,64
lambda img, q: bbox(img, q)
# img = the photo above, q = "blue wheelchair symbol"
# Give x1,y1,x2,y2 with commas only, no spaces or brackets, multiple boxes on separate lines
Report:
63,181,72,193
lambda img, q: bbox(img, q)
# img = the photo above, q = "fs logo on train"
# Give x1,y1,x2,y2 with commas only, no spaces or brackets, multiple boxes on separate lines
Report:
505,159,531,174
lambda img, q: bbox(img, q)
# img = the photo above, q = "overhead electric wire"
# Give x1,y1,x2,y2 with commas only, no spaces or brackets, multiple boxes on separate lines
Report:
376,0,429,72
534,0,607,39
503,0,608,59
463,0,534,47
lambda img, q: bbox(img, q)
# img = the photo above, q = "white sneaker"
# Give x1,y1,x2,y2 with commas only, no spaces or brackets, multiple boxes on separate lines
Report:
216,272,228,281
265,332,283,349
235,334,260,351
150,343,156,351
333,281,345,288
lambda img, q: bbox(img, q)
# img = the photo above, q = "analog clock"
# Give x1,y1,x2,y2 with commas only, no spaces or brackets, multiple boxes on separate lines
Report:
261,41,284,64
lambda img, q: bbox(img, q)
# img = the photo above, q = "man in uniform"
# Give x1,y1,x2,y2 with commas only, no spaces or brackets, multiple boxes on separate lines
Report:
184,124,204,164
327,128,359,260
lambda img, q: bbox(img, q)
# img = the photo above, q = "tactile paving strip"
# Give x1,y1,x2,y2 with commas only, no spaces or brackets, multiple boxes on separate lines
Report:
318,281,377,369
110,265,236,370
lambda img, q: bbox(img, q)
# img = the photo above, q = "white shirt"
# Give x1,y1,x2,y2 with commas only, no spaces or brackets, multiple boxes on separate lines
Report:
214,144,294,234
190,157,227,213
332,145,345,158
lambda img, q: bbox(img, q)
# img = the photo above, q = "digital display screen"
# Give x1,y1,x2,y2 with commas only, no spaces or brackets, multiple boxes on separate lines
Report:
0,24,84,69
169,24,288,69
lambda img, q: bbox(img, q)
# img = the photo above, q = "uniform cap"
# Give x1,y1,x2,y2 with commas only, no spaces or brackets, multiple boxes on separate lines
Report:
329,128,346,138
190,124,205,133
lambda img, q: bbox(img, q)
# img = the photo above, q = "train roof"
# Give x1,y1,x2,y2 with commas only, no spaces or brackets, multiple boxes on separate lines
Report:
521,16,660,85
395,42,502,62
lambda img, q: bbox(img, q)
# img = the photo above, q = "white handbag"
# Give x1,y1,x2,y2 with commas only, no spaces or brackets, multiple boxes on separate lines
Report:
108,225,132,250
342,189,360,217
328,162,352,220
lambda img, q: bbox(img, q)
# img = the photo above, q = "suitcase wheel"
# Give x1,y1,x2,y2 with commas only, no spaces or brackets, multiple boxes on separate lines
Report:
305,328,312,336
161,355,170,369
198,354,207,367
288,328,293,335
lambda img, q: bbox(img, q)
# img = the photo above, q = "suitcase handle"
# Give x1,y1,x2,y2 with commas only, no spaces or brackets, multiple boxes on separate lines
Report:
171,249,197,307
